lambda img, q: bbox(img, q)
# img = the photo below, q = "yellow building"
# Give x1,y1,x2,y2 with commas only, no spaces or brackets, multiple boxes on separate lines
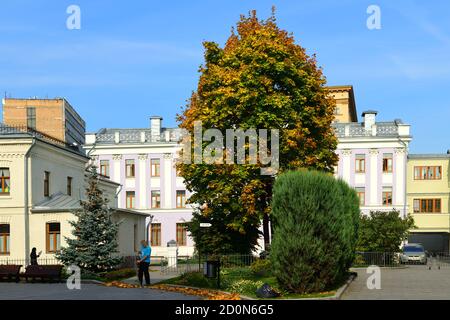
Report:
407,153,450,252
327,85,358,123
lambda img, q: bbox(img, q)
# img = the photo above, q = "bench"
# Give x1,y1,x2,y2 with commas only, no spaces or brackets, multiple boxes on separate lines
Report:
0,265,22,282
22,265,63,283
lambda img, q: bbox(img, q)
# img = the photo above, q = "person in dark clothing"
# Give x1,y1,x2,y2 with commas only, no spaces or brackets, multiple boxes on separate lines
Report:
137,240,151,287
30,248,42,265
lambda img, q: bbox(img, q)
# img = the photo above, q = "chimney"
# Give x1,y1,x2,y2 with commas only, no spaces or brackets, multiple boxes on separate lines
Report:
150,116,162,141
362,110,378,131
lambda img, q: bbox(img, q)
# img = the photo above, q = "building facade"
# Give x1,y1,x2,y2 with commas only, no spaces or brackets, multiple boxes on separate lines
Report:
84,117,195,257
2,97,86,148
328,85,358,123
0,123,147,262
333,111,412,217
407,153,450,252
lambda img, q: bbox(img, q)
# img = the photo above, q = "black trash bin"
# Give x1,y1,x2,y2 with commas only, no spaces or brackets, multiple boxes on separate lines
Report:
204,260,218,278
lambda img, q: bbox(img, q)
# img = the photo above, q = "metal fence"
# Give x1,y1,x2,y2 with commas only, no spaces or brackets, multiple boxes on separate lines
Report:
353,251,450,269
0,257,61,266
159,254,260,275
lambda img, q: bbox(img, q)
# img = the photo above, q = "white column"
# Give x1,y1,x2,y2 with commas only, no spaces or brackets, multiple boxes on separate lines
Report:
369,149,379,206
112,154,122,207
395,148,406,216
163,153,173,208
138,154,148,209
342,149,352,184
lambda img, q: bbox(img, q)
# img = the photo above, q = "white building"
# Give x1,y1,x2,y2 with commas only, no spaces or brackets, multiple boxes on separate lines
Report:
84,117,195,257
0,124,148,263
333,111,412,217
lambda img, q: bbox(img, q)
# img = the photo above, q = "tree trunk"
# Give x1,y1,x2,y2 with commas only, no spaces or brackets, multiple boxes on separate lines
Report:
263,212,271,251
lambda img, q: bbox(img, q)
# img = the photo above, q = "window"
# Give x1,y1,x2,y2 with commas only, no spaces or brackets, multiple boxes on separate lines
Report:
126,191,135,209
356,187,365,206
67,177,72,196
100,160,110,177
413,199,441,213
46,223,60,253
151,159,160,177
355,154,366,173
125,159,135,178
176,190,186,208
382,188,393,206
44,171,50,197
151,190,161,208
27,107,36,130
334,106,341,115
414,166,442,180
176,223,187,246
150,223,161,246
0,224,10,255
0,168,10,195
383,154,393,173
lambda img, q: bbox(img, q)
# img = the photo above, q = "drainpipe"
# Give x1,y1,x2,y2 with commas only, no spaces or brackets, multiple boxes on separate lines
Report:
24,138,36,265
399,138,409,248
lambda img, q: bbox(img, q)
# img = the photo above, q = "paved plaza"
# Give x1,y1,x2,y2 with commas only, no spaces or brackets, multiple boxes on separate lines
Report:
0,282,200,300
342,265,450,300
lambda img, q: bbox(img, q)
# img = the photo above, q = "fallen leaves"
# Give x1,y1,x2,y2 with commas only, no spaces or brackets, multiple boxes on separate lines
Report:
103,281,240,300
153,284,241,300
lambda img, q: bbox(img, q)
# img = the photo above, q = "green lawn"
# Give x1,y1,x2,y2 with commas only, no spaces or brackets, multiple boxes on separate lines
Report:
160,267,341,299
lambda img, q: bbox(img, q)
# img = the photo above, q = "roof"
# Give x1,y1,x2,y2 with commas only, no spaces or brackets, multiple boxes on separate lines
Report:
32,193,80,212
408,154,450,160
91,127,183,145
0,122,87,157
333,121,409,138
31,192,149,217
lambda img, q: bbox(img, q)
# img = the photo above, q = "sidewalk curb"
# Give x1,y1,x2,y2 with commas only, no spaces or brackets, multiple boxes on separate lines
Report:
333,273,357,300
157,274,357,301
81,279,104,285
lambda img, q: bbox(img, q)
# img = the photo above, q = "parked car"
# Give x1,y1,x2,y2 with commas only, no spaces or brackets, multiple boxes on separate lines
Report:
400,244,427,264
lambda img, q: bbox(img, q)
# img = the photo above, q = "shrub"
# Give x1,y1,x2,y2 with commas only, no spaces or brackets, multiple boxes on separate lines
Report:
357,210,416,252
176,272,216,288
250,259,272,277
101,268,137,281
270,170,360,294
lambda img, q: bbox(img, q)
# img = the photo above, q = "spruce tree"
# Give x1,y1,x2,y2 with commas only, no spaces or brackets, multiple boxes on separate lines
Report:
56,165,122,272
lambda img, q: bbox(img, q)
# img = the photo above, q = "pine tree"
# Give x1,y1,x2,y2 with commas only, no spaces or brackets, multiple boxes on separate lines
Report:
56,165,122,273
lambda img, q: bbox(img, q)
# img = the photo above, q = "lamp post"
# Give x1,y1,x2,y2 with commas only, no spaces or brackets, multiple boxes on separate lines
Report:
199,223,212,272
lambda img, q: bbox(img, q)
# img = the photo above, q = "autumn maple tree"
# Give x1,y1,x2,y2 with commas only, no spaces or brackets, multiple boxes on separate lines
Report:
177,9,338,254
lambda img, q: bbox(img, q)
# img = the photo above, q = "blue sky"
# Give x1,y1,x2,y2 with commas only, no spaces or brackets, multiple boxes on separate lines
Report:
0,0,449,153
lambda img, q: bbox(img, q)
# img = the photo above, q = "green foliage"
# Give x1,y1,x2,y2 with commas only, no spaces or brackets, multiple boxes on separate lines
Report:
250,259,272,277
357,211,416,252
187,213,260,255
100,268,138,281
170,272,217,289
178,10,338,255
56,166,122,273
228,279,264,295
270,170,360,294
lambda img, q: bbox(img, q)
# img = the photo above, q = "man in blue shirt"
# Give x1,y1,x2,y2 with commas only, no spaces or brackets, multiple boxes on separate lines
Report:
137,240,151,287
